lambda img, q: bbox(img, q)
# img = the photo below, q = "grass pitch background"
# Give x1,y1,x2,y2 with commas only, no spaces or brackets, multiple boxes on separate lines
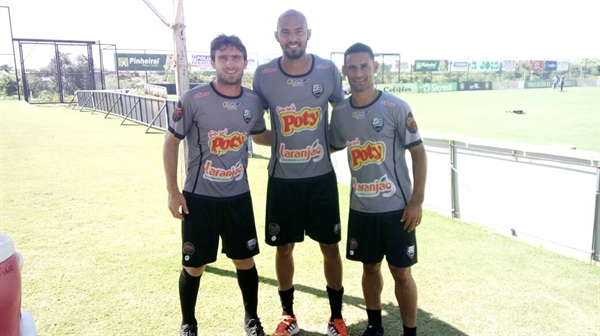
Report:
0,88,599,335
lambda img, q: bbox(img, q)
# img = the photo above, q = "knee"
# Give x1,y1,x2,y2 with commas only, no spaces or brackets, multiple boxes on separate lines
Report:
390,266,412,286
184,265,205,277
277,243,294,258
363,263,381,276
232,258,255,270
319,243,340,259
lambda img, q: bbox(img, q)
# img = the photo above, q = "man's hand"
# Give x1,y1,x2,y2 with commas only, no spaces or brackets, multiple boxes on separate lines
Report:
400,200,422,232
168,191,189,220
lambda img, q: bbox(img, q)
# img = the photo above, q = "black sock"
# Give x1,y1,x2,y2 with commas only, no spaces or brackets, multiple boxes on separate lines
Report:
326,286,344,320
236,265,259,322
366,309,382,330
179,268,201,326
403,325,417,336
279,286,295,316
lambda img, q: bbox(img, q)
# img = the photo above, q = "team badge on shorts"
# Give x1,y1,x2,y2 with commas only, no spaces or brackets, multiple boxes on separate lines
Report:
372,118,384,132
183,242,195,257
246,238,257,250
406,112,418,134
172,101,183,122
333,223,341,235
348,237,358,256
406,245,415,259
269,223,280,241
312,83,324,98
243,110,252,124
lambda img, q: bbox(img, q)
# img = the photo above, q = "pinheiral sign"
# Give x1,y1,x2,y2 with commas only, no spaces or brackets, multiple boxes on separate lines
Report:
116,53,172,71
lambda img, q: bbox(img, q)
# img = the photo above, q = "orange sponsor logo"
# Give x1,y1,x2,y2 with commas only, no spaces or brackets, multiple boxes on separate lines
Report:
347,138,385,170
208,129,247,155
279,107,321,136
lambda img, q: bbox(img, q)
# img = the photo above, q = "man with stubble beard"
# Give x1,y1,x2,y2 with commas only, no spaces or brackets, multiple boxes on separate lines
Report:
252,9,348,336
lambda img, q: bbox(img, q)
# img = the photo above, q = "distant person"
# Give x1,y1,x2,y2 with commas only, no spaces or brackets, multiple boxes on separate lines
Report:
330,42,428,336
552,75,558,90
559,75,565,92
252,8,348,336
163,34,271,336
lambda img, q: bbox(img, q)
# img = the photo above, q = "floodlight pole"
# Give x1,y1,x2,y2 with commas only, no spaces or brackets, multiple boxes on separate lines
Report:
142,0,190,186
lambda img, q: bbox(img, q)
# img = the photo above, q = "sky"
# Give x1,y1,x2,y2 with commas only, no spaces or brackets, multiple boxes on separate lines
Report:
0,0,599,70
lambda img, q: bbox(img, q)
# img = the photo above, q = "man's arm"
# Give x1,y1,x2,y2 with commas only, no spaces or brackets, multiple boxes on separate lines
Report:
252,129,271,146
401,143,427,232
163,132,188,219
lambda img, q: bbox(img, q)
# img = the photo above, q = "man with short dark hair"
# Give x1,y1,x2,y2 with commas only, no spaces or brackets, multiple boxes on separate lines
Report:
163,34,271,336
330,42,428,336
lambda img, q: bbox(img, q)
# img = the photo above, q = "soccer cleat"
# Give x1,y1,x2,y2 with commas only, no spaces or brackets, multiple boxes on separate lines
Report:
362,324,384,336
245,318,266,336
272,314,299,336
326,318,348,336
180,324,198,336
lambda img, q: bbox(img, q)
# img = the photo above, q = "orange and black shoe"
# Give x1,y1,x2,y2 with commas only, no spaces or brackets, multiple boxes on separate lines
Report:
271,314,299,336
327,318,348,336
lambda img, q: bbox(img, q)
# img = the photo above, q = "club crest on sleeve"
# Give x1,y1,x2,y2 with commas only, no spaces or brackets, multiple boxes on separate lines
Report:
406,112,418,134
172,101,183,122
312,83,324,98
372,117,384,132
243,110,252,124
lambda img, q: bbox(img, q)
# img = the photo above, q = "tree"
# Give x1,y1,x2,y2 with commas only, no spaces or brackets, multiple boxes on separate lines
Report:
0,74,18,96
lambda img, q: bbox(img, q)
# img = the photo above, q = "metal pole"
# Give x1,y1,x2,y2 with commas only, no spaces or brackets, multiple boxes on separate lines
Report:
450,141,460,219
55,43,64,103
2,6,22,100
592,168,600,263
18,41,27,102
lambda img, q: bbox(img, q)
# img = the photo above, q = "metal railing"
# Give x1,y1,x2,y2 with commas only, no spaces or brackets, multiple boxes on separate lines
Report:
332,137,600,263
73,89,600,263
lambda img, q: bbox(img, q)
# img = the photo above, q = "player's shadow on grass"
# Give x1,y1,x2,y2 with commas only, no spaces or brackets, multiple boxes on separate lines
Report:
206,265,468,336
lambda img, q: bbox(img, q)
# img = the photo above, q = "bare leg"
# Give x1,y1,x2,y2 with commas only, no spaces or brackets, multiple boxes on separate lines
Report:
276,243,295,290
389,265,417,327
362,263,383,309
320,243,343,290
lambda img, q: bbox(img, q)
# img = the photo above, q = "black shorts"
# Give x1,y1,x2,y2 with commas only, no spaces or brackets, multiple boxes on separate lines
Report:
181,191,259,267
346,209,417,268
265,170,341,246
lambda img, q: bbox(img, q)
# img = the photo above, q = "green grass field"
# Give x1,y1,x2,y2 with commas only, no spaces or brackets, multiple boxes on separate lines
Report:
171,86,600,152
1,98,599,336
405,87,600,153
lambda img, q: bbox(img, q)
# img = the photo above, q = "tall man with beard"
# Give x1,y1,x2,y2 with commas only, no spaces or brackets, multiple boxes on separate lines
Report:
163,34,271,336
252,9,348,336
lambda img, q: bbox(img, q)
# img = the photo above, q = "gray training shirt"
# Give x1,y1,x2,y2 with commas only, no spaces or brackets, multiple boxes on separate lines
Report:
329,91,423,213
252,54,345,179
168,82,266,198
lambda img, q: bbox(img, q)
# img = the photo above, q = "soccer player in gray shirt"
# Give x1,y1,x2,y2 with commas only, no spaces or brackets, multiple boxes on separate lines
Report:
329,43,428,336
252,9,348,336
163,34,271,336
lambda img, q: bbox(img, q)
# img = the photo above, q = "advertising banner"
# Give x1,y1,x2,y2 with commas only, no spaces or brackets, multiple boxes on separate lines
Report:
524,79,577,88
470,60,501,72
190,54,213,72
116,53,172,71
531,60,545,71
493,81,525,90
375,83,418,94
578,79,598,87
413,60,448,72
501,60,517,72
544,61,557,71
457,82,492,91
557,61,570,71
451,61,469,72
417,82,457,93
394,60,411,73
